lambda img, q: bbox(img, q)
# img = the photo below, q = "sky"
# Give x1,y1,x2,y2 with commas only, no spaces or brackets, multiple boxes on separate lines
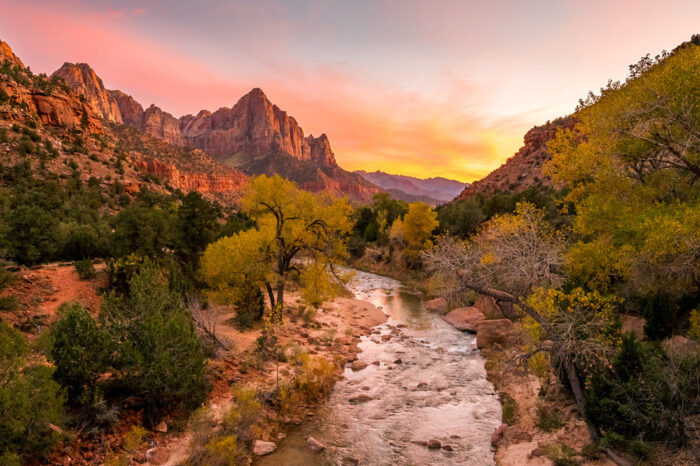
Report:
0,1,698,182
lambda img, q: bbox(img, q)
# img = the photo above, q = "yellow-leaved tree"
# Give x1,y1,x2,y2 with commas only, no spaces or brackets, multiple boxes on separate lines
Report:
390,202,439,259
200,175,353,310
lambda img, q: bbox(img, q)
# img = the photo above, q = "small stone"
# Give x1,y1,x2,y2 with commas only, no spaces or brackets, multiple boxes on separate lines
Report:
306,436,325,452
154,421,167,433
530,447,544,458
342,456,359,465
381,334,392,342
491,424,507,445
253,439,277,456
349,394,373,404
427,439,441,449
350,360,367,371
442,445,453,451
146,446,170,465
372,360,380,365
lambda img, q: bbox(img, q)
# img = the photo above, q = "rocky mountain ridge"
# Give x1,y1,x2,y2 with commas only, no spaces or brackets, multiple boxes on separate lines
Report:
455,116,576,200
0,39,247,203
52,60,379,202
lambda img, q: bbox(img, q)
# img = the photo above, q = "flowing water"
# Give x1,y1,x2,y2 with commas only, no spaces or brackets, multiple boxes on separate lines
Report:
258,270,501,465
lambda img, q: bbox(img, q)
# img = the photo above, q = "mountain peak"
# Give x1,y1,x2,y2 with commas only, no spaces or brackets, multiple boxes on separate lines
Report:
0,39,25,68
52,62,122,123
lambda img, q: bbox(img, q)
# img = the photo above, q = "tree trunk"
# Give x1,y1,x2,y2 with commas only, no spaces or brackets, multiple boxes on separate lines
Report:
265,282,276,309
276,277,285,309
564,358,599,442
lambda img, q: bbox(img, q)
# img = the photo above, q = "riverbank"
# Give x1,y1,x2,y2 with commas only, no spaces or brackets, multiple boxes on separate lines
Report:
158,289,388,465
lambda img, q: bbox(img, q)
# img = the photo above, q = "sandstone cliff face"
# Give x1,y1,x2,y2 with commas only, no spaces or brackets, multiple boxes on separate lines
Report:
0,77,102,132
107,90,184,146
52,63,122,123
142,105,184,146
179,88,335,166
107,90,143,127
455,116,576,200
133,158,248,194
0,39,24,68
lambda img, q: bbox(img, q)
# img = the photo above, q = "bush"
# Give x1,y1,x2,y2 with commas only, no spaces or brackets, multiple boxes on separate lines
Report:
585,334,700,444
51,303,111,406
100,262,208,426
535,401,563,431
0,295,19,312
501,393,518,425
0,322,65,459
75,259,96,280
233,283,265,329
642,293,676,340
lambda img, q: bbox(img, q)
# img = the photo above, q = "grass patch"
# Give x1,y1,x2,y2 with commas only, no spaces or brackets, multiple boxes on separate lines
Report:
535,401,563,432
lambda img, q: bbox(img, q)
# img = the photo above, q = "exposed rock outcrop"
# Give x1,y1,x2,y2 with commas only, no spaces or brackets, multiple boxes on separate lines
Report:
0,77,102,132
142,104,184,146
52,62,122,123
455,116,576,200
107,89,143,127
133,158,247,194
0,39,24,68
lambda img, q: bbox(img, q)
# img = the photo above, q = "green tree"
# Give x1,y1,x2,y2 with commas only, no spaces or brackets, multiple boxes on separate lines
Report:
51,303,111,406
390,202,439,259
0,322,65,459
100,262,208,426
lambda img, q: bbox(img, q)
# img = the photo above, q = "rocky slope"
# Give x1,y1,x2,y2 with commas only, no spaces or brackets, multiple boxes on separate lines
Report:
52,62,123,123
455,117,576,200
0,41,246,203
356,170,467,205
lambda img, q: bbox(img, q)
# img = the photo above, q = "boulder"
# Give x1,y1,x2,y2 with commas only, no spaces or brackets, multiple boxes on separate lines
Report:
146,446,170,465
491,424,507,445
425,298,448,314
477,319,515,349
306,436,325,452
473,295,504,319
252,439,277,456
153,421,167,433
443,307,485,332
349,394,373,404
427,439,442,449
350,360,367,371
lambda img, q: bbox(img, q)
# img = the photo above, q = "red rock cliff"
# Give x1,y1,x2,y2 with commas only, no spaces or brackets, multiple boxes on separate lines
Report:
52,63,122,123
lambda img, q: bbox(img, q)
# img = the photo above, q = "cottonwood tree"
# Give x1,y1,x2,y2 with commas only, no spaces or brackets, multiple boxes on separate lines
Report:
424,203,615,443
200,175,352,309
546,42,700,301
390,201,439,260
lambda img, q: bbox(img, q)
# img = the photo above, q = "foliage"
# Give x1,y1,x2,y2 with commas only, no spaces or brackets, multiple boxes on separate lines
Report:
233,282,265,329
547,43,700,303
0,295,19,311
584,333,700,445
426,202,565,297
255,304,282,358
201,175,352,309
370,192,407,245
51,303,111,406
535,401,563,431
0,322,65,460
389,201,439,261
100,261,208,425
75,259,96,280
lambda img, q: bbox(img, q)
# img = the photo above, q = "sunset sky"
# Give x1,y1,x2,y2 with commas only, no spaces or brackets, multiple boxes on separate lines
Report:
0,0,698,182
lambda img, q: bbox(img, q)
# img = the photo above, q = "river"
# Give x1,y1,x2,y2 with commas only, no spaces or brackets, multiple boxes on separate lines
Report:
258,269,501,465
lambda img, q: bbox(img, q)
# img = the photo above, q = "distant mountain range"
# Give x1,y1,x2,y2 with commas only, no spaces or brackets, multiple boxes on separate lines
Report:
355,170,467,205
